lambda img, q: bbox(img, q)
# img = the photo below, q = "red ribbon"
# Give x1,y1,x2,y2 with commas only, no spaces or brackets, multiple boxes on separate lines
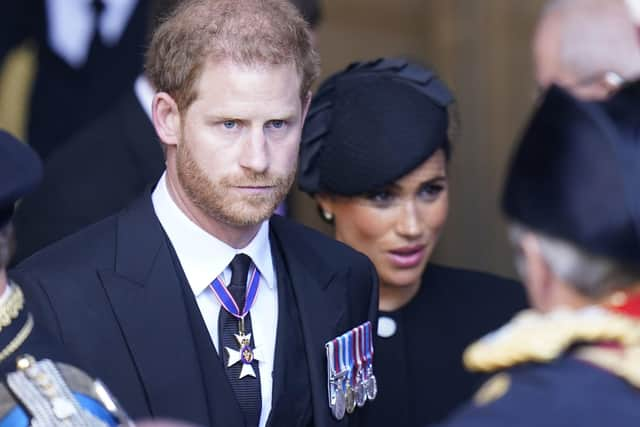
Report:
605,291,640,319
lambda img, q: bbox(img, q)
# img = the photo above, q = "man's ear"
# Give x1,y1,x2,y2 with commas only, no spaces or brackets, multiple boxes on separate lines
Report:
152,92,182,146
521,233,553,311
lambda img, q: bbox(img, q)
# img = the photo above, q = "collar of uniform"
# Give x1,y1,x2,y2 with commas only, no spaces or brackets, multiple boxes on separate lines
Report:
151,172,276,297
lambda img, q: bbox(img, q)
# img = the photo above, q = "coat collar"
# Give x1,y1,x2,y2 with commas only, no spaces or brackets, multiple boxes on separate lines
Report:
98,194,211,424
269,216,351,426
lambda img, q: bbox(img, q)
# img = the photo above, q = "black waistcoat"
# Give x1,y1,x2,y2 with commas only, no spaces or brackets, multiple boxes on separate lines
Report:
170,232,312,427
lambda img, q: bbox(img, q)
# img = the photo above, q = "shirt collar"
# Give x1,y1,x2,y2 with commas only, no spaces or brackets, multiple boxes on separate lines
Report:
151,172,276,297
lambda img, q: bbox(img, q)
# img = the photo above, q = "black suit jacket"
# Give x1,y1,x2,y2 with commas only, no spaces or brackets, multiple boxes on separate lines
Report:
11,195,378,426
12,90,164,264
0,0,149,158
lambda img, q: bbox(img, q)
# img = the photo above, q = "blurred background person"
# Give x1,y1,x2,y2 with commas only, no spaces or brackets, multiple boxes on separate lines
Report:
439,84,640,427
298,58,528,427
0,0,150,159
0,129,136,426
9,0,175,264
533,0,640,99
11,0,322,264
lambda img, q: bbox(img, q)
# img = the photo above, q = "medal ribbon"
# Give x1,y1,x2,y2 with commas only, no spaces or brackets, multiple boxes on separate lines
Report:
332,338,341,375
209,265,260,319
363,322,370,364
363,321,374,365
605,291,640,319
356,325,366,376
340,335,348,376
345,334,354,386
352,327,360,384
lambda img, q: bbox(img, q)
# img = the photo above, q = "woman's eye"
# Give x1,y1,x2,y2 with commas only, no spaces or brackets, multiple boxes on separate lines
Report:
419,183,444,199
363,190,394,206
223,120,237,129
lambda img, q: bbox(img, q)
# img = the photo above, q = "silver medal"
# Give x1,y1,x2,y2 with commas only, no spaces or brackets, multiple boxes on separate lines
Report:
366,368,378,400
345,383,356,414
332,379,346,420
355,370,366,407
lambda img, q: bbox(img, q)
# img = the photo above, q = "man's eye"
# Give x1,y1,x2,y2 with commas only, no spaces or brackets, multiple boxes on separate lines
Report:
223,120,237,129
268,120,286,129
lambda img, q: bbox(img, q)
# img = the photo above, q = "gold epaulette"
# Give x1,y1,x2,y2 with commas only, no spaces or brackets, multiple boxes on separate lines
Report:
464,307,640,372
0,285,24,333
0,284,31,364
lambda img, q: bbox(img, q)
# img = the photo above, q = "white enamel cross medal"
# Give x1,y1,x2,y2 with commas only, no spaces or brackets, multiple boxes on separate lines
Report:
225,331,261,379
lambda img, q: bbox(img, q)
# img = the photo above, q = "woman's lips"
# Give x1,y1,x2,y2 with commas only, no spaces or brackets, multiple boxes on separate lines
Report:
387,245,426,268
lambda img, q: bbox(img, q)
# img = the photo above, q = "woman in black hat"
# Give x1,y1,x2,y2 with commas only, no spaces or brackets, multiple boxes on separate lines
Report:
298,58,528,426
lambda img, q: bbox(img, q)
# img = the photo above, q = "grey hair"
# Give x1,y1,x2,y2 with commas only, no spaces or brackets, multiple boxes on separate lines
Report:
508,222,640,299
0,223,15,270
540,0,640,82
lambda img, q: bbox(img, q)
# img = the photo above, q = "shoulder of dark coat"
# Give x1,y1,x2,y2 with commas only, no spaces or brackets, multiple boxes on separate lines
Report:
270,214,374,269
12,213,118,279
425,263,526,302
439,356,640,427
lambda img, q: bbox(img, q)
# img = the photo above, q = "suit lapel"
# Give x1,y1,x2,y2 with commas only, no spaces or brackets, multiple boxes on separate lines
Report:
270,217,350,426
97,195,210,425
268,238,312,427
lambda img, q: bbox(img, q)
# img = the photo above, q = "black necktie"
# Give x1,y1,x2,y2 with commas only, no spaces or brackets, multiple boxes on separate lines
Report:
218,254,262,427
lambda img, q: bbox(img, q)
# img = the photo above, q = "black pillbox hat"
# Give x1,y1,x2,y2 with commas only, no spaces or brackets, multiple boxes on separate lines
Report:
299,58,454,196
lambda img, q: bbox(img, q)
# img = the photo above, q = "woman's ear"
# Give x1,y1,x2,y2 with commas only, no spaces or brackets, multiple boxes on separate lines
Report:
315,194,335,223
152,92,182,147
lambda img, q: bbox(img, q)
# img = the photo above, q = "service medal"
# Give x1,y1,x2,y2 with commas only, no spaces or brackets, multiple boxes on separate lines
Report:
210,267,262,380
365,369,378,400
332,378,346,420
355,371,366,407
354,325,367,407
225,332,261,379
364,322,378,400
345,383,356,414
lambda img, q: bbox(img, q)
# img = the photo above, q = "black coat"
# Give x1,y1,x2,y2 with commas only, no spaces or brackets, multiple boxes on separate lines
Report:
362,264,528,427
10,195,378,426
12,91,164,264
0,0,149,159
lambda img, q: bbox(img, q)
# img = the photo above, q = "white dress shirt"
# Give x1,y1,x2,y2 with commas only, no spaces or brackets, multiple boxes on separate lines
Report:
152,173,278,427
46,0,138,68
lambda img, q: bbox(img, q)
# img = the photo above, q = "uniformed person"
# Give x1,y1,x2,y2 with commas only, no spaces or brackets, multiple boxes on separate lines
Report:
438,84,640,426
0,130,135,426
